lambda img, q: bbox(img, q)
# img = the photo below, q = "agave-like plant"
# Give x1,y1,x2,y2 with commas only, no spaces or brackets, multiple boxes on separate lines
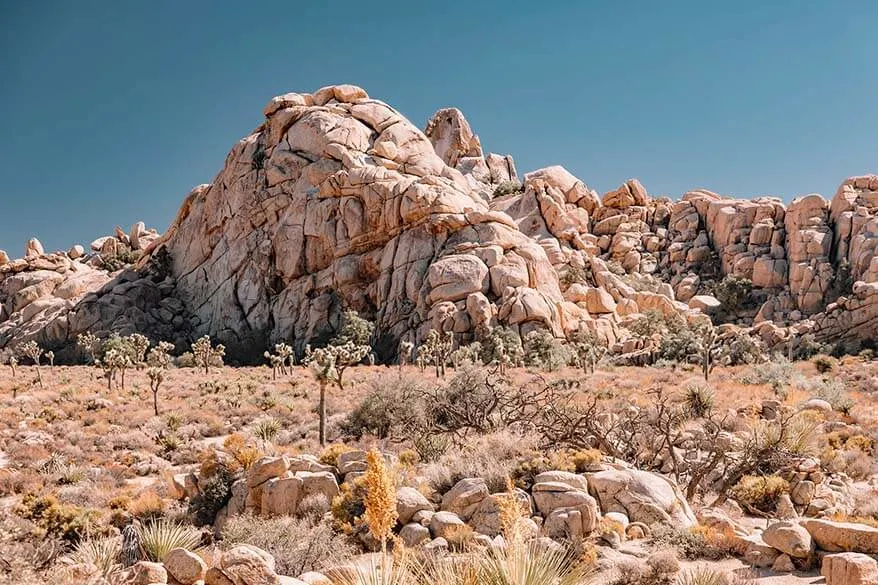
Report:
67,536,122,580
136,518,202,562
481,538,592,585
676,566,737,585
331,554,413,585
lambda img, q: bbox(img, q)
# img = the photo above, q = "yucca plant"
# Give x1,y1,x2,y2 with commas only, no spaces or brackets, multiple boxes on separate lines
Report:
253,417,281,443
68,536,122,580
331,554,412,585
677,566,738,585
481,538,592,585
136,518,202,562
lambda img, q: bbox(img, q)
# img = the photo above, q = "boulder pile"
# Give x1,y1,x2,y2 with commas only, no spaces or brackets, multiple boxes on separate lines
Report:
0,84,875,360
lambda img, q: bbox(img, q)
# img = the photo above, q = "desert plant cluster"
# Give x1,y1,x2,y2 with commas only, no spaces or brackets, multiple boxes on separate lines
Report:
0,307,876,585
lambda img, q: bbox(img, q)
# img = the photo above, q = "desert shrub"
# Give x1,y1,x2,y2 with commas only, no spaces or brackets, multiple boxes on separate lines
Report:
15,492,100,543
188,466,235,526
805,378,854,414
128,490,166,520
331,310,375,347
511,451,575,489
712,275,753,315
331,475,367,533
136,518,202,562
422,431,540,494
480,327,525,368
492,180,524,197
677,566,747,585
609,550,680,584
176,352,196,368
320,444,354,468
339,377,427,440
522,329,570,371
571,448,602,471
444,524,476,552
650,526,731,561
222,514,355,576
813,354,836,373
738,359,794,387
730,475,789,513
297,493,331,524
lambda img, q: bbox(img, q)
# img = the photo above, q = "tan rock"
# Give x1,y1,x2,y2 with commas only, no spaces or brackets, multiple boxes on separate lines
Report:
131,561,168,585
164,547,207,584
802,519,878,554
822,552,878,585
440,478,488,521
762,521,814,558
221,545,279,585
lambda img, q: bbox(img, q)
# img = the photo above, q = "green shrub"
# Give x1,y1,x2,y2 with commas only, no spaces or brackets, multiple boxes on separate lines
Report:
730,475,789,513
684,384,715,418
522,330,570,372
15,492,100,543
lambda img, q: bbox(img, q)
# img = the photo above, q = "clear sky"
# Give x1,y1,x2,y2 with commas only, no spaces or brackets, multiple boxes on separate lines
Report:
1,1,876,254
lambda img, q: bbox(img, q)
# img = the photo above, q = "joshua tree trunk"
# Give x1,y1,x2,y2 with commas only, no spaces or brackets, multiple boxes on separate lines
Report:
152,385,160,416
318,380,327,446
35,367,43,389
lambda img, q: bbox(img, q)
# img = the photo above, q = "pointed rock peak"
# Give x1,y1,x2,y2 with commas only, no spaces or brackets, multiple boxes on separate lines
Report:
424,107,483,167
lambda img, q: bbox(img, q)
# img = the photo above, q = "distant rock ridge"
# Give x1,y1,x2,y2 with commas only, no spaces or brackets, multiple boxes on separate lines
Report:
0,84,875,361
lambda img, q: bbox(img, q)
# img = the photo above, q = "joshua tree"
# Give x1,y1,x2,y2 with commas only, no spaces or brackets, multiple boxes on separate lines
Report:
19,341,43,389
305,341,370,446
76,332,101,364
146,341,174,415
146,368,165,416
422,329,454,378
191,335,225,374
699,325,723,382
126,333,150,365
264,342,294,379
398,340,414,374
45,351,55,368
570,329,606,374
100,349,132,390
8,356,17,379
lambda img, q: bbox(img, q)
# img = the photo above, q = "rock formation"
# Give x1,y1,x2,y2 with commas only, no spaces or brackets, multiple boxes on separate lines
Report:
0,84,875,361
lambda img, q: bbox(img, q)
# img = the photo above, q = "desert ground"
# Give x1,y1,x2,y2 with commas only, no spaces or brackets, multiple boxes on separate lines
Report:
1,351,877,585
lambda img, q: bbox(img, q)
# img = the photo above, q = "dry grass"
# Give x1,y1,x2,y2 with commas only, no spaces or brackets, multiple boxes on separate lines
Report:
0,358,875,582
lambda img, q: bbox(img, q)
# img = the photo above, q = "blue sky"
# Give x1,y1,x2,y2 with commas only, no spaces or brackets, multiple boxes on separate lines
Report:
1,1,876,254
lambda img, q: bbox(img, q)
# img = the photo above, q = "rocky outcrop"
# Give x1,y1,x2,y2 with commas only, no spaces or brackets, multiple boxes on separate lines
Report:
0,84,874,359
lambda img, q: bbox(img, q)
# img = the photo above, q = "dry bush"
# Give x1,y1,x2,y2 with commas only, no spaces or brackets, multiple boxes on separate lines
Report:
729,475,789,513
221,514,355,576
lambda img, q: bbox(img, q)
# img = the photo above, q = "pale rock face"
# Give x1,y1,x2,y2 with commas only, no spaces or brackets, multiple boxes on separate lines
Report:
761,520,814,558
165,547,208,585
822,552,878,585
424,107,483,168
429,511,465,539
0,85,875,358
396,486,433,525
440,477,488,521
801,519,878,554
221,545,279,585
588,468,696,528
25,238,45,258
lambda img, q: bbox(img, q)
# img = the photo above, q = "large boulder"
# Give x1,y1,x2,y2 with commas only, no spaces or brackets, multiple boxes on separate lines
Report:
801,519,878,554
588,468,696,528
440,478,488,522
822,552,878,585
165,547,208,585
762,521,814,558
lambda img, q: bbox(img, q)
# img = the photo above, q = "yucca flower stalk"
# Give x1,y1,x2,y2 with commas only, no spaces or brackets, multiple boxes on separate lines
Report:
363,449,398,556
